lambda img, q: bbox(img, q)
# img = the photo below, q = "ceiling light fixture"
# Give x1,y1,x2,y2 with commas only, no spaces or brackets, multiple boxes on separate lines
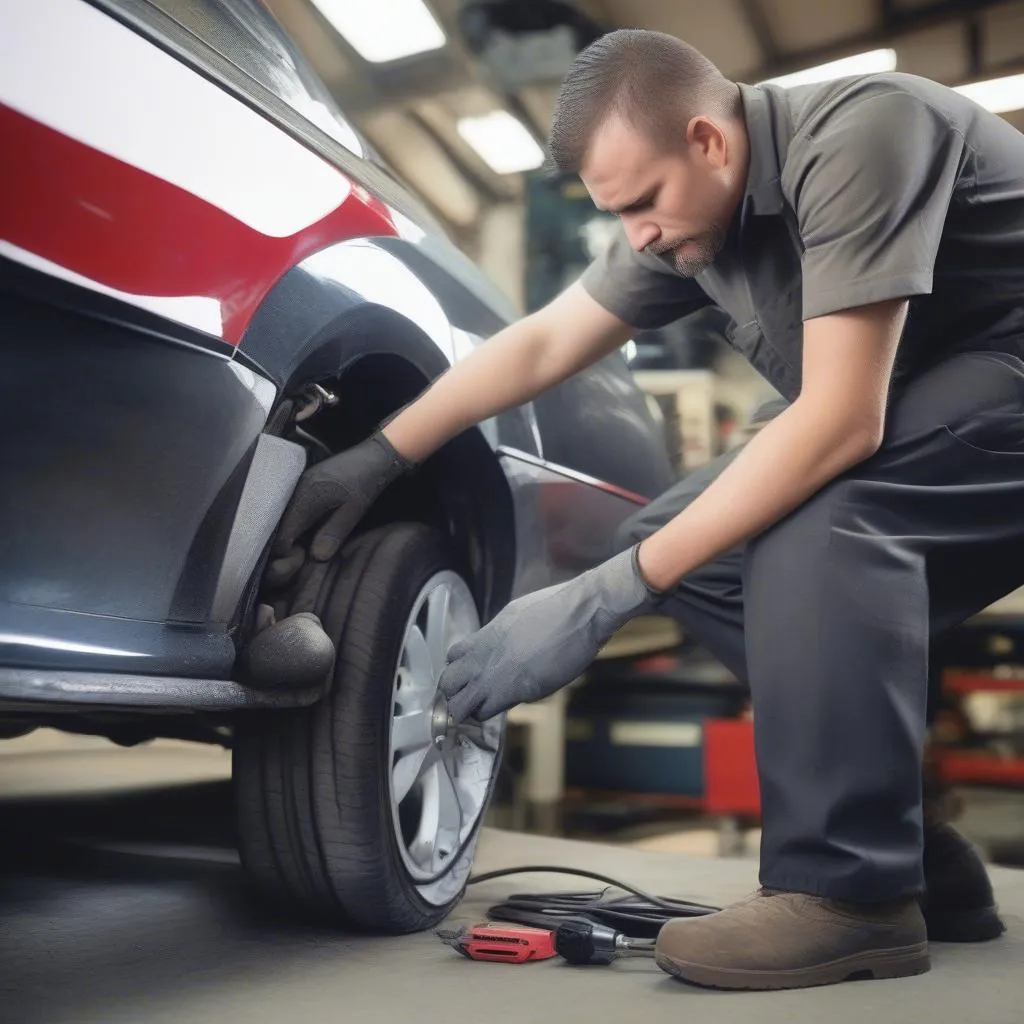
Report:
761,48,897,88
457,111,545,174
312,0,446,63
954,72,1024,114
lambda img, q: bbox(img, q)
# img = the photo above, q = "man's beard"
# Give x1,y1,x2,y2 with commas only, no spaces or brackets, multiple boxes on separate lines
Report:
645,225,726,277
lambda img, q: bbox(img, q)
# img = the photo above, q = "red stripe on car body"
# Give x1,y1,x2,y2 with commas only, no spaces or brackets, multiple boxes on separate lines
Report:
0,103,397,344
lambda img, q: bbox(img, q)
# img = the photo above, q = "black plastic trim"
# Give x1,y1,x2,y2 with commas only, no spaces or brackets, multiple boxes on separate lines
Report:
0,287,270,675
0,667,328,711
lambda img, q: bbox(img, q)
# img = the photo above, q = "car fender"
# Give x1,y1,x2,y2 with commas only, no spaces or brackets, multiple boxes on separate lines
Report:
239,237,544,458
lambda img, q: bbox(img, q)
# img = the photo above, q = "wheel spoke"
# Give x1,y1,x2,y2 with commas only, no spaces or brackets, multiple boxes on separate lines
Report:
451,734,495,786
392,742,439,805
457,719,499,754
426,583,452,679
432,758,464,869
448,734,495,825
401,625,434,705
389,569,497,890
392,709,431,755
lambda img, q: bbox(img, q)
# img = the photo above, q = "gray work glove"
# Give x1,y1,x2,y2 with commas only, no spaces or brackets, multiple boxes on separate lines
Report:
267,432,414,585
439,545,665,724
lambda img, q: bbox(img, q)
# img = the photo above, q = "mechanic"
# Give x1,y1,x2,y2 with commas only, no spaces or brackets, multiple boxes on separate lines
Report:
272,30,1024,990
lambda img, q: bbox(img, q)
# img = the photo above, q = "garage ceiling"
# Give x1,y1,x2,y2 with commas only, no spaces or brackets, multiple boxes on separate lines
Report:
263,0,1024,239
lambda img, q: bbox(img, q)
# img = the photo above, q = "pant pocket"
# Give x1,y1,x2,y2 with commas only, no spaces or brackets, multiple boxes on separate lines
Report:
943,413,1024,456
889,350,1024,450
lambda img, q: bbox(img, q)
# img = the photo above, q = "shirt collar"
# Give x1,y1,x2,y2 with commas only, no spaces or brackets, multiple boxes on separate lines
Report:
738,82,785,217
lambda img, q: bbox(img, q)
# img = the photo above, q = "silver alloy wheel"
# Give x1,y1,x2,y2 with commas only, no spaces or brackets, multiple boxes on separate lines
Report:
388,570,503,905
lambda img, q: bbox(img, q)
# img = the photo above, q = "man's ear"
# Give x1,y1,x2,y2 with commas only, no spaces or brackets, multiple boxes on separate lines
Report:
686,116,728,168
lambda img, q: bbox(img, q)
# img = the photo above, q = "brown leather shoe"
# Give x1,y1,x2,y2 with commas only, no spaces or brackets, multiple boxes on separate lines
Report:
655,890,930,990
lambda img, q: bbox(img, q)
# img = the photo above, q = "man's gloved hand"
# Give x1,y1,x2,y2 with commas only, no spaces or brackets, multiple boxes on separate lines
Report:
267,431,415,585
439,545,665,724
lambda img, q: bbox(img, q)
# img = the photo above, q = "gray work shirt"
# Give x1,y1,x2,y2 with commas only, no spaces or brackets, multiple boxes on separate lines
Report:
581,73,1024,401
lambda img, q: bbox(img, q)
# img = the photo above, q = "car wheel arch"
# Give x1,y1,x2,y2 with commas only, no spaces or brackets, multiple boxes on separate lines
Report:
275,306,517,624
279,302,452,397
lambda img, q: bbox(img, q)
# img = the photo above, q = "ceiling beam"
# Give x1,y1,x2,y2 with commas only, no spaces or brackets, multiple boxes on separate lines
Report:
959,56,1024,83
745,0,1011,83
403,110,508,206
320,56,471,118
965,15,983,80
316,0,1020,119
737,0,781,66
295,0,476,118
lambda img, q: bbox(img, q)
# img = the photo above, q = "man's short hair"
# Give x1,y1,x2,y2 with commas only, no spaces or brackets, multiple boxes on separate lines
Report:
547,29,739,174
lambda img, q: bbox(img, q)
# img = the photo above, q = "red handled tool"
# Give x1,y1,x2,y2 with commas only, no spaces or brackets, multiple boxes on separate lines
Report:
436,924,557,963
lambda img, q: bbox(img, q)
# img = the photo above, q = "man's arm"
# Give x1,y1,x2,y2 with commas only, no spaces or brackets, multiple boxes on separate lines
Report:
382,281,634,463
271,282,635,568
272,231,705,571
636,89,965,591
384,217,711,463
438,298,909,723
636,299,907,591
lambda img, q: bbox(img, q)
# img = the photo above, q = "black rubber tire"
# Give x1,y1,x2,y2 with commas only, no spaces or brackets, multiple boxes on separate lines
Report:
233,523,504,933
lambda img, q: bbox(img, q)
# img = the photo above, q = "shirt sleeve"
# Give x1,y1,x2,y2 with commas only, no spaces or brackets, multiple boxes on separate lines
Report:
783,88,968,320
579,224,710,329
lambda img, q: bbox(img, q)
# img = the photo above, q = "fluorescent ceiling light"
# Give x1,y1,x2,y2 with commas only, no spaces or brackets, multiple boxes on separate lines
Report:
762,48,897,88
954,73,1024,114
313,0,445,63
457,112,545,174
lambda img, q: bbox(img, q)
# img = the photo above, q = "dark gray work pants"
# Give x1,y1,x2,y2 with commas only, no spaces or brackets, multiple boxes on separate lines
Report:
614,349,1024,902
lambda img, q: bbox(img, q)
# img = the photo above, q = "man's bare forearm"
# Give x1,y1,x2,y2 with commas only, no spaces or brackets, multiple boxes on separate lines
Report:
636,399,881,591
638,301,906,592
381,282,634,464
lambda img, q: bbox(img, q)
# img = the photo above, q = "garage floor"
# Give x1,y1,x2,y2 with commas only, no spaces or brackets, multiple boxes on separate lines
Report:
2,734,1023,1023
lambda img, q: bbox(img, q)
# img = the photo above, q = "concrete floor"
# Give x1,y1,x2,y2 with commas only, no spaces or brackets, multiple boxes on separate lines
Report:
2,733,1023,1023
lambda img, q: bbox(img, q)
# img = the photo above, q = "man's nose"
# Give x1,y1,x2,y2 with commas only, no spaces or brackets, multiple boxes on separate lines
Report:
624,218,660,252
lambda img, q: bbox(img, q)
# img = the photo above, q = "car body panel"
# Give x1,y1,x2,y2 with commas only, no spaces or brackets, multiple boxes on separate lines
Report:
0,278,279,677
238,241,544,457
0,0,393,344
0,0,674,700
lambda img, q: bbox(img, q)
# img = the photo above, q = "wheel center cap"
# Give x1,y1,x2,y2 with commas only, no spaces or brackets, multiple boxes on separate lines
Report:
430,692,451,743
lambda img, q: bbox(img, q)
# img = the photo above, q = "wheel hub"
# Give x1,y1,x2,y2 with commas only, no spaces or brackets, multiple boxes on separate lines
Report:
388,570,503,894
430,692,451,745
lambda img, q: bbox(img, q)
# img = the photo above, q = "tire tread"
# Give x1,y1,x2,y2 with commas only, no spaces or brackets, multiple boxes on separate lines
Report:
234,523,499,932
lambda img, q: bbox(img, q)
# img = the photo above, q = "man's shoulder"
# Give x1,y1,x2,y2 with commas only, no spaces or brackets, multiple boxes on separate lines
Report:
770,72,981,203
774,72,963,142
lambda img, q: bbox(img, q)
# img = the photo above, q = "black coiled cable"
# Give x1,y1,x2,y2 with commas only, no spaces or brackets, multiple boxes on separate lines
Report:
467,865,720,940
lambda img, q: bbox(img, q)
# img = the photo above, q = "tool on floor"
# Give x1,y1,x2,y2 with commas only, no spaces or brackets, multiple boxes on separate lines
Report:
436,923,557,963
437,866,722,969
553,920,656,964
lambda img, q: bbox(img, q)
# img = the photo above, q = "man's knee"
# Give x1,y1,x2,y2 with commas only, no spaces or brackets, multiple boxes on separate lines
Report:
744,481,849,596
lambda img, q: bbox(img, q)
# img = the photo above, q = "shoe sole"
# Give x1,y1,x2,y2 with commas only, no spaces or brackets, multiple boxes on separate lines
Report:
655,943,931,991
926,905,1006,943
